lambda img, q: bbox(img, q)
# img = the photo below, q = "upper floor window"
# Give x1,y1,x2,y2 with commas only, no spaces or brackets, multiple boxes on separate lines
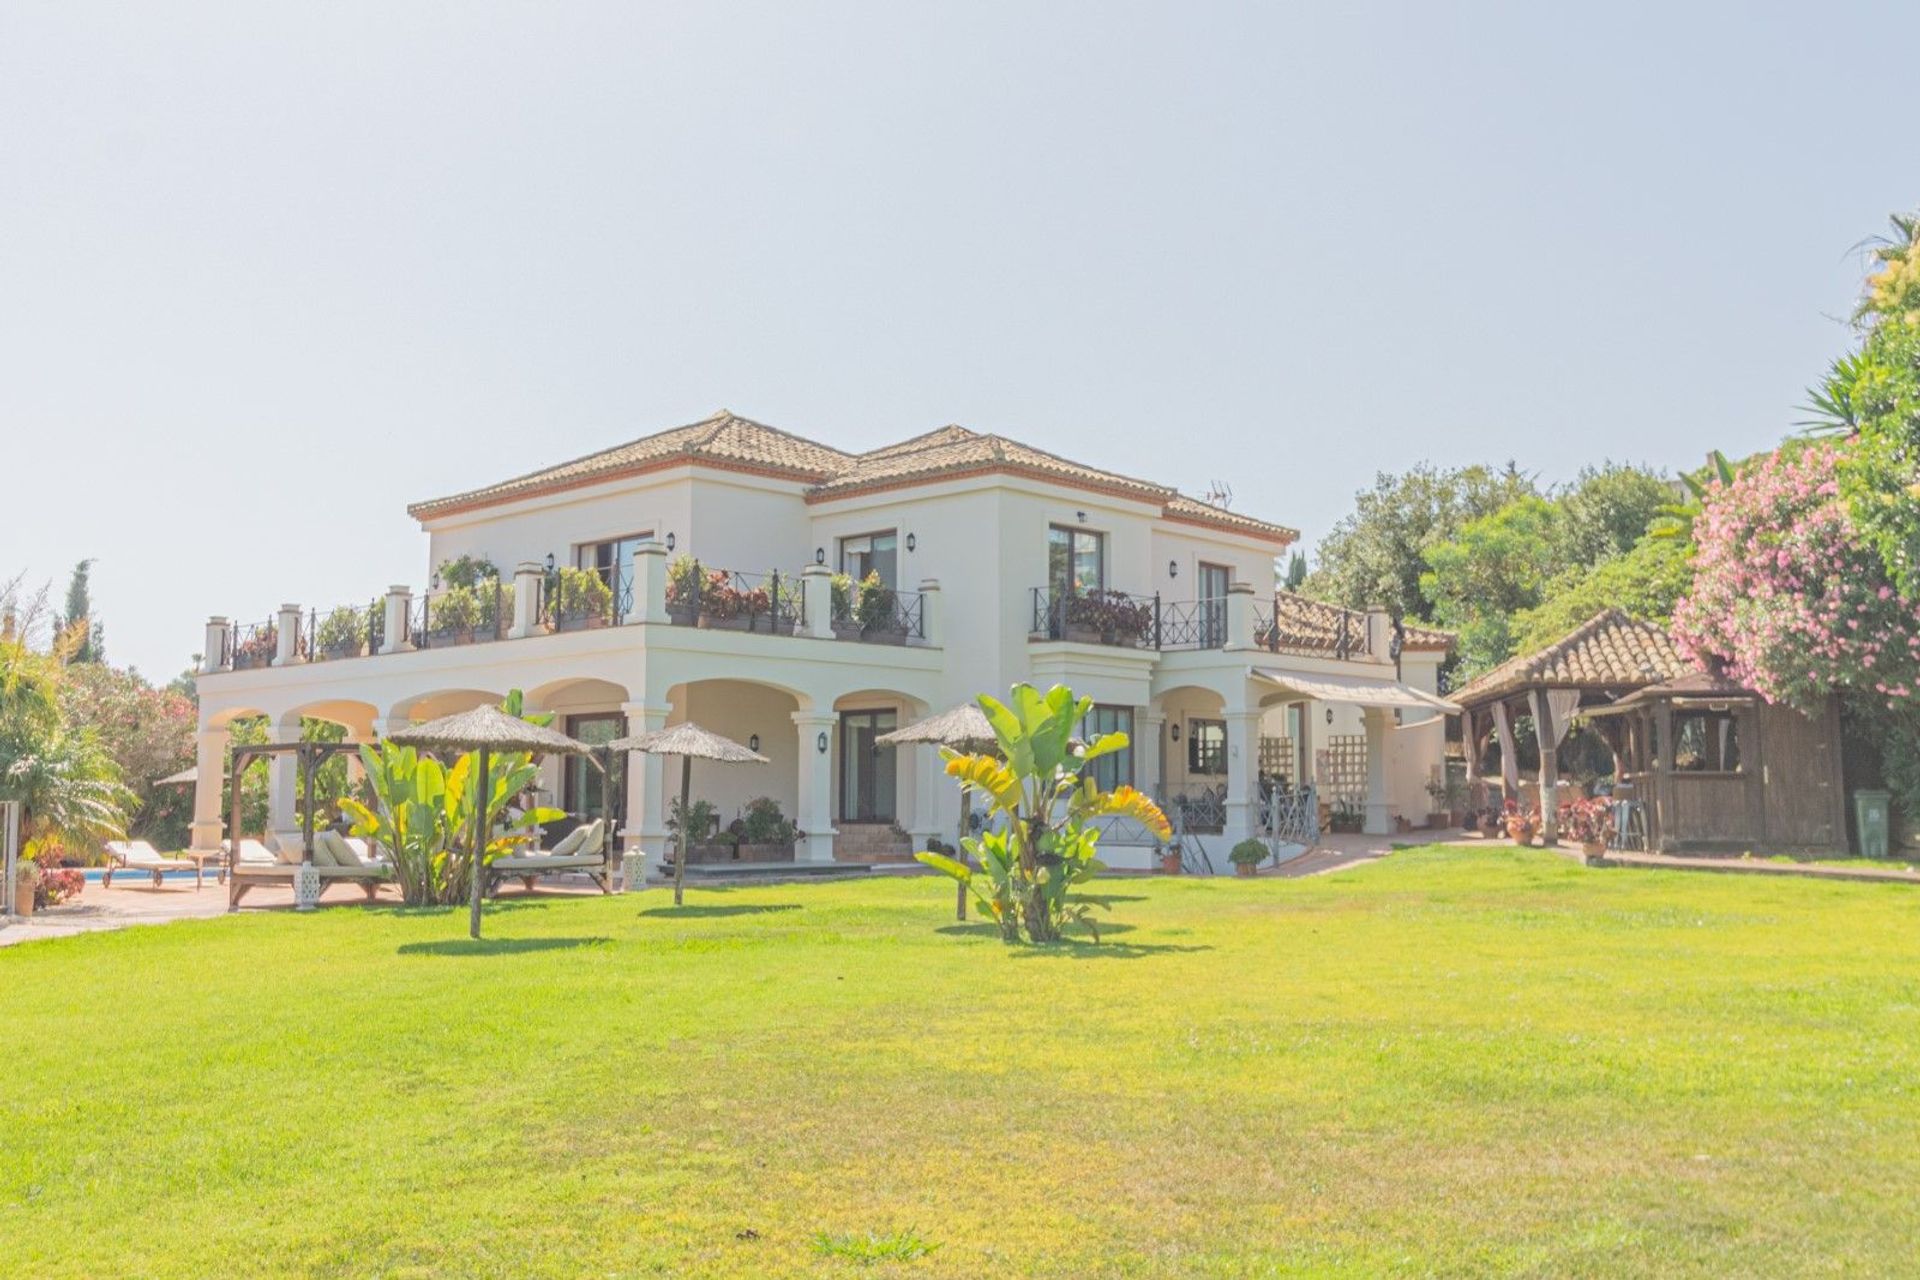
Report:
1048,526,1104,596
839,532,898,587
1081,704,1135,791
577,532,653,607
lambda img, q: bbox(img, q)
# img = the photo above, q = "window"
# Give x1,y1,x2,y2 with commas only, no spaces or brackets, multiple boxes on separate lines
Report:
1187,718,1226,776
561,712,625,826
839,532,898,587
576,532,653,615
1048,525,1104,597
1197,562,1230,646
1672,711,1742,773
1081,705,1134,790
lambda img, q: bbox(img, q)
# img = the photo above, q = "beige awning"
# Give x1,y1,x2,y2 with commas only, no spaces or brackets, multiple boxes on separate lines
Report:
1253,667,1461,714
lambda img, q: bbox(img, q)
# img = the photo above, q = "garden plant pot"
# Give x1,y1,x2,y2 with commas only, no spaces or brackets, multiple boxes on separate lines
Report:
13,881,35,916
1581,839,1607,865
861,627,907,646
1234,861,1257,878
1159,850,1182,875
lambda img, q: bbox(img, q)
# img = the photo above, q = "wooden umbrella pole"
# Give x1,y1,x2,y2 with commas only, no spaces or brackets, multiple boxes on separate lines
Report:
470,747,490,939
673,756,691,907
955,804,968,922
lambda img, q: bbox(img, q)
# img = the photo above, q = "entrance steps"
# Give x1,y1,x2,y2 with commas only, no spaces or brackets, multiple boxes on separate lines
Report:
833,822,916,864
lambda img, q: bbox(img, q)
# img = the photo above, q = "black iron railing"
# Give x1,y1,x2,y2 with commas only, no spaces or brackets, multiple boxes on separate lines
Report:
414,580,510,649
665,563,807,635
305,599,383,663
546,569,624,632
1158,597,1229,650
833,584,921,642
229,619,278,670
1030,587,1158,650
1252,597,1371,659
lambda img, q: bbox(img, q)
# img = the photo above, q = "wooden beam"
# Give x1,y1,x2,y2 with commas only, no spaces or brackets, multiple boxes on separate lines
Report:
1530,689,1560,845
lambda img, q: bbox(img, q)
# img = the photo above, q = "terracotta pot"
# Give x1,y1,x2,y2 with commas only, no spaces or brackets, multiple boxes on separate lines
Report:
1506,820,1536,846
13,880,36,917
1159,851,1183,875
1234,861,1258,877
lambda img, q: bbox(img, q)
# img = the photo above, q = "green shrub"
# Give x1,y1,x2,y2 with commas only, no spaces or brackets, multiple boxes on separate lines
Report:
315,606,366,654
1229,838,1268,866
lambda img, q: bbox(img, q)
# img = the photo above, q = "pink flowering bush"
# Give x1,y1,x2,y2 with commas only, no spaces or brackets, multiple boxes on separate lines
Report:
1674,443,1920,712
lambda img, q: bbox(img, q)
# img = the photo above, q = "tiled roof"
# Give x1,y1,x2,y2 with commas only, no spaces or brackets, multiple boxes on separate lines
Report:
410,413,1298,543
1450,609,1690,707
1264,595,1454,656
408,410,856,519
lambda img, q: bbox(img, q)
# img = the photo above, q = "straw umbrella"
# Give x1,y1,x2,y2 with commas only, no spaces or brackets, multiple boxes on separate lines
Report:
155,766,197,786
388,705,590,939
878,702,998,922
607,721,767,907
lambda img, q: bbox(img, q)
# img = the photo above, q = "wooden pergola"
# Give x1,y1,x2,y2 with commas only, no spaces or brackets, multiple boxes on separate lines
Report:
1449,610,1690,844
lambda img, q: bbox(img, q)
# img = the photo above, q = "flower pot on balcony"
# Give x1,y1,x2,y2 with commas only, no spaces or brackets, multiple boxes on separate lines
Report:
832,620,864,642
861,626,907,646
666,603,698,627
320,640,362,661
1064,625,1103,645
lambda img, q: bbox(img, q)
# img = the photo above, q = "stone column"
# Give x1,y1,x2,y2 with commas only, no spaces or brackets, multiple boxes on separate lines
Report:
1224,582,1255,651
381,587,413,654
1366,606,1394,664
1531,688,1561,845
630,541,668,625
1362,707,1392,835
1221,708,1264,853
620,701,671,886
188,727,230,855
909,743,940,851
267,720,303,854
801,566,835,639
273,605,304,666
916,578,940,646
202,617,230,674
1134,709,1165,795
508,562,544,638
793,711,838,862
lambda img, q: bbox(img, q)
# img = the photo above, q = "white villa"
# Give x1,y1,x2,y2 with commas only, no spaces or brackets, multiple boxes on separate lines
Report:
187,410,1455,875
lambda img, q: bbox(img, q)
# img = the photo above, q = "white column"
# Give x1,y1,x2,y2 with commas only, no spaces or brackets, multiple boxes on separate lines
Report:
202,617,230,674
909,743,940,850
273,604,304,666
1224,582,1255,651
267,720,302,854
1366,605,1393,664
793,711,838,862
917,578,941,646
189,727,230,854
1134,709,1165,794
630,542,668,625
1221,708,1263,854
1362,707,1391,835
622,701,670,885
382,587,413,654
508,562,544,638
801,566,835,639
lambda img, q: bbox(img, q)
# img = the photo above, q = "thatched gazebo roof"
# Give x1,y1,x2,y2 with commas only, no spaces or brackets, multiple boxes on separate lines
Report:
608,722,768,763
387,705,591,755
876,703,997,751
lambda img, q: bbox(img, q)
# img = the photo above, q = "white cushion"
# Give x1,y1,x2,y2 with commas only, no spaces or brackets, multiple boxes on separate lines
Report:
234,839,278,865
579,819,607,856
268,832,304,865
315,830,360,868
546,824,591,858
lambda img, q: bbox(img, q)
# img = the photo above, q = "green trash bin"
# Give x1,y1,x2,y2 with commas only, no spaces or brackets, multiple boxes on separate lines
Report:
1854,789,1892,860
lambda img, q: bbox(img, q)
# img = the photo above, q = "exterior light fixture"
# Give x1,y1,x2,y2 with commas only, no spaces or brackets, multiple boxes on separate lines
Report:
1075,511,1088,523
1170,722,1181,742
544,553,555,573
905,533,916,552
1168,560,1179,578
815,547,827,565
1326,708,1335,725
749,734,760,752
816,731,829,754
665,532,676,552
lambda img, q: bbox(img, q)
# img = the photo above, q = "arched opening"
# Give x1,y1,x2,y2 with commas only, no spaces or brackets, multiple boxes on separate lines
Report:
526,678,633,841
658,679,804,850
388,688,506,725
1155,684,1229,832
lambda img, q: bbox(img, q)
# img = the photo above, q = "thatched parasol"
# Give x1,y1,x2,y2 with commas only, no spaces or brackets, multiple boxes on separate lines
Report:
607,722,767,907
878,702,1000,921
156,765,197,785
388,705,590,938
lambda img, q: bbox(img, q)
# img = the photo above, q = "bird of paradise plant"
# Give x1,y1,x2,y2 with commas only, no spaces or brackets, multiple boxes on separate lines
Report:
917,683,1170,943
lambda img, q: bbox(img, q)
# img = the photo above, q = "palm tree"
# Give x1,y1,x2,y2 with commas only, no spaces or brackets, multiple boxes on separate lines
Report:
1,632,135,860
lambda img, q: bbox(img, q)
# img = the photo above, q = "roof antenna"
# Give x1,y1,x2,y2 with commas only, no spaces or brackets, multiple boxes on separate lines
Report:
1204,480,1233,508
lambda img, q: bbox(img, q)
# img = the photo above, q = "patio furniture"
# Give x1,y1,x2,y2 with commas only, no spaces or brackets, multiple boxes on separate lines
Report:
102,840,201,889
487,817,612,896
229,830,394,907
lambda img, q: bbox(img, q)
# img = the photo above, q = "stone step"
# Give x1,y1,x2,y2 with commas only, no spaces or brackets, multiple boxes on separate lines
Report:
832,850,920,865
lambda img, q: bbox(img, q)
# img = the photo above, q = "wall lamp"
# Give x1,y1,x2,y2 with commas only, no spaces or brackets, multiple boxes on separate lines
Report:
1168,560,1179,578
665,532,676,552
544,553,555,573
815,547,827,565
816,731,830,753
1075,510,1088,523
1326,707,1335,725
905,532,916,552
748,734,760,752
1170,722,1181,742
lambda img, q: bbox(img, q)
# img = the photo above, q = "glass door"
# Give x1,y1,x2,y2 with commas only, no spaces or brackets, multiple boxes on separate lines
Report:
839,709,899,822
1198,562,1230,647
561,712,626,840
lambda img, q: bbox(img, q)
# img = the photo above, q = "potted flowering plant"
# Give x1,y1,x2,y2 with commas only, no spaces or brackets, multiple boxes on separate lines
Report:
12,858,41,916
1229,838,1267,877
1561,797,1615,863
1502,799,1538,846
1158,845,1183,875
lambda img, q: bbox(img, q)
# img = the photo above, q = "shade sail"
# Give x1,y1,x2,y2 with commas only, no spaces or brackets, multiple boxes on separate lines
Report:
1252,667,1461,714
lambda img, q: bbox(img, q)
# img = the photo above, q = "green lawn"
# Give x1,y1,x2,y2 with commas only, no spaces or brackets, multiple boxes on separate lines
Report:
5,846,1919,1277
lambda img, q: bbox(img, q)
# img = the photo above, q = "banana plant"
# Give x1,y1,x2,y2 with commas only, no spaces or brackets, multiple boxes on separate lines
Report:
917,684,1170,943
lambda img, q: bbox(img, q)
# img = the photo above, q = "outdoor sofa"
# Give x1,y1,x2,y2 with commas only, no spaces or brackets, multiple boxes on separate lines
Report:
228,829,394,909
487,817,612,896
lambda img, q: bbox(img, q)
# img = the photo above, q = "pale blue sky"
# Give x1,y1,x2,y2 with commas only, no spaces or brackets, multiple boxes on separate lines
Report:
3,2,1912,679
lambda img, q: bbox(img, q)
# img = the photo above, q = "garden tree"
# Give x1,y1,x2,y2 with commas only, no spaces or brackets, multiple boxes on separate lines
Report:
917,683,1170,943
219,714,354,837
1508,534,1693,657
0,626,135,860
1305,462,1537,621
56,559,103,664
1419,495,1566,676
1282,551,1308,592
1806,213,1920,597
1551,463,1673,568
59,663,196,849
1674,442,1920,821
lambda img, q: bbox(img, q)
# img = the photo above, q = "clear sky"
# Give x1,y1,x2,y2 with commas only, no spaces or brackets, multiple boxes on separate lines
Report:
3,2,1914,679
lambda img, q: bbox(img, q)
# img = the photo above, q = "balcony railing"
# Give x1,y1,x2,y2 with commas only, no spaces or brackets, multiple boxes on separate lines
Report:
412,581,511,650
546,570,628,633
229,619,279,670
1029,588,1158,650
832,583,923,644
1158,597,1228,651
665,565,807,636
304,600,385,663
1251,598,1371,659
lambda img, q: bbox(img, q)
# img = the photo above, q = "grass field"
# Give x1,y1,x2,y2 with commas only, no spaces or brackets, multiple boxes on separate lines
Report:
4,846,1919,1277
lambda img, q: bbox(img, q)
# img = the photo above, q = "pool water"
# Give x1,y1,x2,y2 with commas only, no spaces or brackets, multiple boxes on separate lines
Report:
81,868,208,885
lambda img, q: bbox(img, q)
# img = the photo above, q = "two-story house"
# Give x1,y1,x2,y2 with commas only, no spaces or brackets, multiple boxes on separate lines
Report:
187,410,1455,875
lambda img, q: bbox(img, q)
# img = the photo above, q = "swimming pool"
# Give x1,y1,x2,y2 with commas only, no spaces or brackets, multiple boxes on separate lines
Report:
81,867,209,886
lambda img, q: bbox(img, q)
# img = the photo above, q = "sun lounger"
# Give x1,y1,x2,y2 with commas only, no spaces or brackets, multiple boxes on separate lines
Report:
228,830,394,909
487,818,613,895
103,840,201,889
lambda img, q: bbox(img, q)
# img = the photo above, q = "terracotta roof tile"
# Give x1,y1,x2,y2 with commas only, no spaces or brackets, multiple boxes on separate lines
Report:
1450,609,1691,707
1259,595,1454,657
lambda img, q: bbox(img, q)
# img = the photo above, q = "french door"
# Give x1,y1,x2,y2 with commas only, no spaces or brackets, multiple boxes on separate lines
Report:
839,709,898,822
